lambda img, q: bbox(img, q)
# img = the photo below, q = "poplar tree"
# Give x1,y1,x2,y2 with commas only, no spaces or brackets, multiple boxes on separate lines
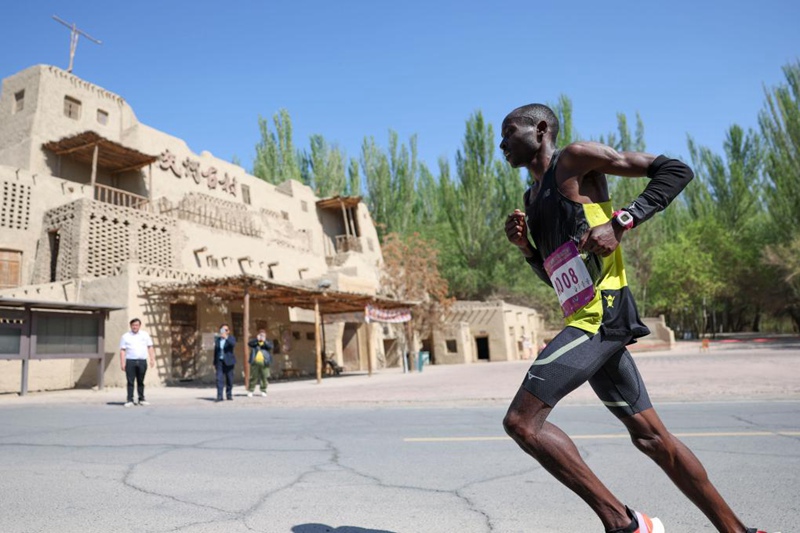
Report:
302,134,347,197
253,109,302,184
360,131,418,240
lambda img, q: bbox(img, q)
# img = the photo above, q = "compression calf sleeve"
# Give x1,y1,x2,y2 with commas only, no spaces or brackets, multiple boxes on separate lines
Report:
625,155,694,226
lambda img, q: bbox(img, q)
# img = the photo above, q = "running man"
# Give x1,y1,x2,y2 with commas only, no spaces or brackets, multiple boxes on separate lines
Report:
501,103,774,533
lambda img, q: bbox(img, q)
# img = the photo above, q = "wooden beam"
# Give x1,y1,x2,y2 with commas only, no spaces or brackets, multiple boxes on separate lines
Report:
48,139,99,156
110,161,155,175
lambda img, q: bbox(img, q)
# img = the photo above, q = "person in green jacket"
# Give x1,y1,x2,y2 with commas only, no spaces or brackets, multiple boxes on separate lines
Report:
247,328,273,397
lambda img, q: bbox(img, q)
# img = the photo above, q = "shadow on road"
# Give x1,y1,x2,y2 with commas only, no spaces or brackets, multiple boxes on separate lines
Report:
292,524,397,533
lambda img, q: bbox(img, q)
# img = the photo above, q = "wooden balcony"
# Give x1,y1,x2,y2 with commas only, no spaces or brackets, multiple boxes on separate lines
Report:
94,183,149,211
335,234,362,253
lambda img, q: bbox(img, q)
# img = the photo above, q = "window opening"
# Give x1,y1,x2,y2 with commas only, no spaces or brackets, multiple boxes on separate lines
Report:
64,96,82,120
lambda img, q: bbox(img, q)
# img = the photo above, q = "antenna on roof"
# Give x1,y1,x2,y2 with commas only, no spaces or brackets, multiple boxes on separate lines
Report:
52,15,102,73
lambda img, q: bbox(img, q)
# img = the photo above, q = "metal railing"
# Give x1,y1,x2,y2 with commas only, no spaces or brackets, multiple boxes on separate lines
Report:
94,183,149,211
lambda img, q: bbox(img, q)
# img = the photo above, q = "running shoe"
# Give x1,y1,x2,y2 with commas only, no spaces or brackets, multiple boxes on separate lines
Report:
746,529,781,533
627,508,664,533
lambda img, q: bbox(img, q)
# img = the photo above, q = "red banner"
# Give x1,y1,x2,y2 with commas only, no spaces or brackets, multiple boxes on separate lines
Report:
365,304,411,323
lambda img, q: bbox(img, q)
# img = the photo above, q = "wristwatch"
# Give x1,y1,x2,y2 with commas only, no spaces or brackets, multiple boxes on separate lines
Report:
612,210,634,230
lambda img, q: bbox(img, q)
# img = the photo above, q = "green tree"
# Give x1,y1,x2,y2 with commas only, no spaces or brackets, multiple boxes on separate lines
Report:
687,125,763,231
648,220,725,337
440,111,523,298
759,60,800,237
360,131,418,240
760,60,800,328
253,109,302,184
550,94,578,149
346,157,361,197
302,134,347,197
684,125,767,332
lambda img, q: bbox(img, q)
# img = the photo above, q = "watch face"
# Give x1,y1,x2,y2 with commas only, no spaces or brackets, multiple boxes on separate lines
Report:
616,211,634,228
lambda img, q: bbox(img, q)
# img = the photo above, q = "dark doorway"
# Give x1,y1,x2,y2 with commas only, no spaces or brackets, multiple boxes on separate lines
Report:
421,337,434,365
170,304,197,380
48,231,60,282
342,324,360,371
475,336,490,361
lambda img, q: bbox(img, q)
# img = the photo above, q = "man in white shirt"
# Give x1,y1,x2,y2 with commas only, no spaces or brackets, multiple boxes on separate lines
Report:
119,318,155,407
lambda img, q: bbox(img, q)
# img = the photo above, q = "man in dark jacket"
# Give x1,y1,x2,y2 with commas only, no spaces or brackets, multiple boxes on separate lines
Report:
213,323,236,401
247,328,273,397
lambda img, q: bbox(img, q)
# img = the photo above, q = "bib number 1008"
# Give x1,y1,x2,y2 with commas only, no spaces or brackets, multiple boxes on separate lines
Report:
543,241,596,317
553,268,581,295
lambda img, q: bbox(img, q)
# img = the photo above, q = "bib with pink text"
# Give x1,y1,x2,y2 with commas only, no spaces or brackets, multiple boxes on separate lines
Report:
543,241,596,317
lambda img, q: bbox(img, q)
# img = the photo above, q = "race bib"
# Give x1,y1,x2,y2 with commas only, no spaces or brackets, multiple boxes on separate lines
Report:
543,241,595,317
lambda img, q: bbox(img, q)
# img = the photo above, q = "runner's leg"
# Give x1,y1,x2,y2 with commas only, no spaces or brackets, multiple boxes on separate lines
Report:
503,327,634,530
591,349,748,532
504,389,630,530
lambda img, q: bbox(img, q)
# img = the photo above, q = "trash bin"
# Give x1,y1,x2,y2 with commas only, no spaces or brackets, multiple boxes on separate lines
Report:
417,351,430,372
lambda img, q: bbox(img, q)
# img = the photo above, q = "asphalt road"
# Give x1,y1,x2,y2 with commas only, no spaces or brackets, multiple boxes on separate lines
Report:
0,400,796,533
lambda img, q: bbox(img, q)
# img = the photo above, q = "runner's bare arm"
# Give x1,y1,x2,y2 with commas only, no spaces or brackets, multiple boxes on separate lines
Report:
562,141,693,227
558,141,655,178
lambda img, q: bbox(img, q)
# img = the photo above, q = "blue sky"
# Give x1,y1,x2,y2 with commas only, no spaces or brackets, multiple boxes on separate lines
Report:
2,1,798,175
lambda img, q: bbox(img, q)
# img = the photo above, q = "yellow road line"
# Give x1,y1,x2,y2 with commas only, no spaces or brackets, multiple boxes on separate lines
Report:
404,431,800,443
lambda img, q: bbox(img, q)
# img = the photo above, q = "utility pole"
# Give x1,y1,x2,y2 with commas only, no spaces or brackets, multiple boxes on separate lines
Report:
52,15,102,73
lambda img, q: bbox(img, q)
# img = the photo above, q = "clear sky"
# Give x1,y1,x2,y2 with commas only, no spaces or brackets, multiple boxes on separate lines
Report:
2,1,798,174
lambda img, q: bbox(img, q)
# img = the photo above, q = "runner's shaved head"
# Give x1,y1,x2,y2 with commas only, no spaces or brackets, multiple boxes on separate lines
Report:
508,104,559,143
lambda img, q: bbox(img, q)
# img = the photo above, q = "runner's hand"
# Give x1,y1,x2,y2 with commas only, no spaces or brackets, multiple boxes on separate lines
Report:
579,221,623,257
506,209,530,249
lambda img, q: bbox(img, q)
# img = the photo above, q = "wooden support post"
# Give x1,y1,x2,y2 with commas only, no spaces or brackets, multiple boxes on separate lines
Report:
97,312,105,391
366,321,373,377
147,164,153,211
90,143,99,193
340,202,349,237
243,286,250,387
406,320,414,372
314,299,322,384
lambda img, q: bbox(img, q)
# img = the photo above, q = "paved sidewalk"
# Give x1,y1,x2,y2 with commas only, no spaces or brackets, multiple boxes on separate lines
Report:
3,337,799,409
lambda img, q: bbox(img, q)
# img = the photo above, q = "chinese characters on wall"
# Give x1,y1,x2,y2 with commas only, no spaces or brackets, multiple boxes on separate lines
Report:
158,149,237,196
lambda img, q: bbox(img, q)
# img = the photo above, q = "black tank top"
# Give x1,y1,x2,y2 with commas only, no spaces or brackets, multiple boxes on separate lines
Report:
523,150,650,340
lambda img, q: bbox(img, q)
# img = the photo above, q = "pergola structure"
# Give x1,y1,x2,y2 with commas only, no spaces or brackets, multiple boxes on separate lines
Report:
43,130,158,210
142,274,415,383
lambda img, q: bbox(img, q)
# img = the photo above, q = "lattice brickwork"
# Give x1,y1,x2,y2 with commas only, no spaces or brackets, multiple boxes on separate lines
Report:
34,200,177,281
136,223,172,268
87,212,131,277
1,181,31,230
85,201,176,277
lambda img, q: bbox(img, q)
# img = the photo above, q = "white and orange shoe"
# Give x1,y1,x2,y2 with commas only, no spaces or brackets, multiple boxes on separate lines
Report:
630,509,665,533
